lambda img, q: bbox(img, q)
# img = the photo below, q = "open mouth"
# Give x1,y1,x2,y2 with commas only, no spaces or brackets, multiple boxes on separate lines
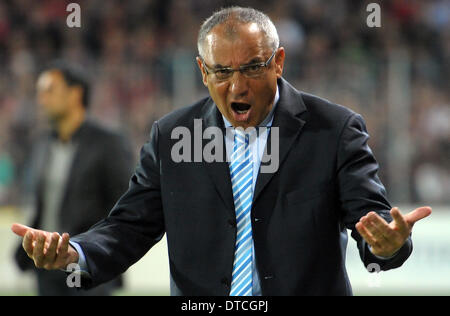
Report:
231,102,251,114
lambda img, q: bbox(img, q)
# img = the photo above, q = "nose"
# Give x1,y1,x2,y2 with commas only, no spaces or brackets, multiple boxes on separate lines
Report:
229,71,248,98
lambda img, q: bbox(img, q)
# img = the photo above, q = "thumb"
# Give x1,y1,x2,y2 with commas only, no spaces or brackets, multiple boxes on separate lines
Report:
404,206,432,225
11,223,34,238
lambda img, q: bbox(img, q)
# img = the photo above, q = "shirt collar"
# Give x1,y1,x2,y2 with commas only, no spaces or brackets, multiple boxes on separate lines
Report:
222,85,279,128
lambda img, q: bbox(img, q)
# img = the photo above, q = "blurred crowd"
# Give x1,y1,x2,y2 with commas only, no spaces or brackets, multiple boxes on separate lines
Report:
0,0,448,206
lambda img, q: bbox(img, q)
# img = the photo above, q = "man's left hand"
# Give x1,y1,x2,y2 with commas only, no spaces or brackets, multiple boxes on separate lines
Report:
356,206,432,258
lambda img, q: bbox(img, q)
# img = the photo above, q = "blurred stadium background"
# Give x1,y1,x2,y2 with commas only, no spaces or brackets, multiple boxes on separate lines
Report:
0,0,448,295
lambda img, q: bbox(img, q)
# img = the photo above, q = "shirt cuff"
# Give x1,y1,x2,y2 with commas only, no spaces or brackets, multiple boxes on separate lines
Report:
68,240,90,273
368,245,398,260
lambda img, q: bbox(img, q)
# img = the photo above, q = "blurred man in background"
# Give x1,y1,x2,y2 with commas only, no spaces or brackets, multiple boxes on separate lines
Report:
14,63,134,296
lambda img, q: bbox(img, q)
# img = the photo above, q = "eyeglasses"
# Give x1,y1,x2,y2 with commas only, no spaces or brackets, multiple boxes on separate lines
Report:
200,49,277,82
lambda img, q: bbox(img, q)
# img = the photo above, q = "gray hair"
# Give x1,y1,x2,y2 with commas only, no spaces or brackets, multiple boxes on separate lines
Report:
197,6,279,58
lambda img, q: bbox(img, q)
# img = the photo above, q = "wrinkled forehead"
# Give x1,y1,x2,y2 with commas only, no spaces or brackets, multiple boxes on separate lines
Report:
203,22,269,65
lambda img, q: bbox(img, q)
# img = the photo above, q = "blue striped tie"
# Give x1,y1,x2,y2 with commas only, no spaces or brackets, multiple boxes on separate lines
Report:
229,129,253,296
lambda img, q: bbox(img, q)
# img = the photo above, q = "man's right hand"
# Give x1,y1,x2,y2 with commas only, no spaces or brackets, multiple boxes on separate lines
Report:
11,223,79,270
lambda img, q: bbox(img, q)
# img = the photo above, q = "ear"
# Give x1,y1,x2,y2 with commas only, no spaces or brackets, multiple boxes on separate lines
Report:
274,47,285,79
196,57,209,87
70,85,84,109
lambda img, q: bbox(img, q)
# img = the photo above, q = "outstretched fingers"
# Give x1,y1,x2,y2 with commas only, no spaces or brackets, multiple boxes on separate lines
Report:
22,230,35,258
404,206,432,226
43,233,61,268
365,212,396,241
58,233,70,255
12,223,34,238
33,232,46,268
390,207,409,234
12,223,77,270
355,221,376,246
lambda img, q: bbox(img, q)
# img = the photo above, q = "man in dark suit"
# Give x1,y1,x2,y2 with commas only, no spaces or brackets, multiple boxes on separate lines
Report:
14,63,134,295
12,7,431,295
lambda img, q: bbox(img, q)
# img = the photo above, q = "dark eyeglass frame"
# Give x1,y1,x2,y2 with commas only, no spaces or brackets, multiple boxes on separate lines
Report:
200,48,277,81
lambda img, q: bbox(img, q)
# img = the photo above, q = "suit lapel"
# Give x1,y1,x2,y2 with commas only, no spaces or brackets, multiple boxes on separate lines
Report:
252,78,307,204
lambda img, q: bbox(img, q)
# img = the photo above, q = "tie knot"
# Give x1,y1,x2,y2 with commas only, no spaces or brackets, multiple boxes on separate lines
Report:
234,128,248,145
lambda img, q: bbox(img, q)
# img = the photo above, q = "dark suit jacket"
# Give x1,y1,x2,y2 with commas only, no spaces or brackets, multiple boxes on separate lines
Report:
71,78,412,295
15,120,134,289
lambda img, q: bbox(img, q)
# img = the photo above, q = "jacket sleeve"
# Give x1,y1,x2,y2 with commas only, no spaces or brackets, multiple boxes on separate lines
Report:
337,113,412,271
71,121,165,289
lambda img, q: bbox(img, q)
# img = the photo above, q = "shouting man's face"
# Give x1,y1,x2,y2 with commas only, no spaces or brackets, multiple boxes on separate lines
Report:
197,22,284,129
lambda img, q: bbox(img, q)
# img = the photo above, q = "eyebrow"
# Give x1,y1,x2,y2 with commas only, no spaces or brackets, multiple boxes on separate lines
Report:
245,57,264,65
211,63,227,69
211,57,264,69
